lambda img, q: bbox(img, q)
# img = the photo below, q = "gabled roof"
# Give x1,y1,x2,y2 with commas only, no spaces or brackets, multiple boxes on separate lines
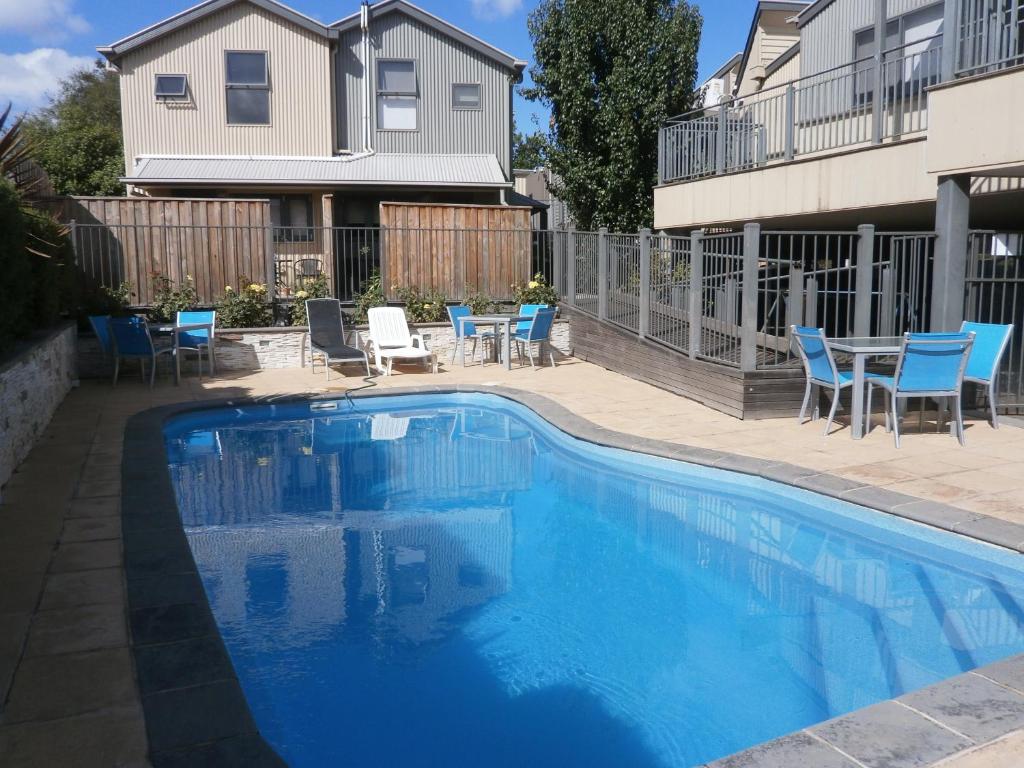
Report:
795,0,840,28
124,153,512,188
98,0,336,65
764,41,800,78
733,1,809,94
331,0,527,74
709,52,743,82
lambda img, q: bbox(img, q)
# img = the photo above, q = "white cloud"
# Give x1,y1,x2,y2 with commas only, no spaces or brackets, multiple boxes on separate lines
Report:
0,0,91,44
470,0,523,20
0,48,95,112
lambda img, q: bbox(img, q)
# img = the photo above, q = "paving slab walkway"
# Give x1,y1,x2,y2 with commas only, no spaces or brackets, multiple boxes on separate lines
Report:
2,357,1023,766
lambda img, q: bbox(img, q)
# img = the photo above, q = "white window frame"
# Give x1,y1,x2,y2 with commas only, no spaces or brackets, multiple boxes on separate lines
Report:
451,82,482,111
376,58,418,132
225,50,270,126
154,74,188,100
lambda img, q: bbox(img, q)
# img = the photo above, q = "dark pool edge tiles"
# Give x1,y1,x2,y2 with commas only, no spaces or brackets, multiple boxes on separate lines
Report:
122,386,1024,768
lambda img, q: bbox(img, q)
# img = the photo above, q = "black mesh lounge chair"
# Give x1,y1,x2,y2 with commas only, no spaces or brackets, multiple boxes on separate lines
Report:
305,298,370,380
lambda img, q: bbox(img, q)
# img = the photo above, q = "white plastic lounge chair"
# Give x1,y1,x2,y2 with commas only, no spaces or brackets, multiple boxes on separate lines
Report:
367,307,437,376
370,413,410,441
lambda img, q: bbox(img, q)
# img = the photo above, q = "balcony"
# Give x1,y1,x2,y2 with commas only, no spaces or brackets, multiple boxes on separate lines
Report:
658,0,1024,186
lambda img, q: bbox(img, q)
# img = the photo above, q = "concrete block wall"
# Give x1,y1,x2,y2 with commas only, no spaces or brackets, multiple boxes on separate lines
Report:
0,324,78,492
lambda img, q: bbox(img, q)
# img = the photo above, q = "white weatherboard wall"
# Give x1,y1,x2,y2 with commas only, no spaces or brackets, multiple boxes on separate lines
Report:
0,325,78,494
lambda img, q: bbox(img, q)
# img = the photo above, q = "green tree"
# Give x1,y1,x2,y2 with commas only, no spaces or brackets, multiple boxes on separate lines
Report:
523,0,702,231
512,128,550,169
25,61,125,196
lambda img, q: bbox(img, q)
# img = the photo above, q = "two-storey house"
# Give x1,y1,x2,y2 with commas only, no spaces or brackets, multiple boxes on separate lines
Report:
98,0,527,230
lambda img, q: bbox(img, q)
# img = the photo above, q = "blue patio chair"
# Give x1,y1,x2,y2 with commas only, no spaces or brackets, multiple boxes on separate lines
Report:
109,316,175,388
790,325,856,436
88,315,113,358
447,305,492,365
515,304,547,333
514,307,557,369
176,310,216,378
866,332,975,448
961,321,1014,428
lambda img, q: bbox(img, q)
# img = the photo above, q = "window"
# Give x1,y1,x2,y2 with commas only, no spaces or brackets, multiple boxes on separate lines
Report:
376,60,417,130
154,74,188,100
270,195,313,242
225,51,269,125
452,83,481,110
852,2,943,103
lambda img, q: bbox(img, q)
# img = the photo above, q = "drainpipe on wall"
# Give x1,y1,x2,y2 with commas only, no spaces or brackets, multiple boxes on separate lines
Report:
361,1,372,152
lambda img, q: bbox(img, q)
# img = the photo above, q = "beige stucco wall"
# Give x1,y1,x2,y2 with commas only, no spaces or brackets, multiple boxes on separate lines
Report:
654,139,936,230
927,66,1024,177
117,2,334,174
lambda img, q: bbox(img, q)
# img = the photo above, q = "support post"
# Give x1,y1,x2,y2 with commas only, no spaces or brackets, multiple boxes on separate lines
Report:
740,223,761,371
566,227,577,308
716,105,728,174
598,227,609,321
552,226,565,297
264,222,277,303
657,127,665,185
805,277,819,327
854,224,876,336
639,228,651,338
787,265,804,337
940,0,959,81
872,0,888,145
930,175,971,331
688,231,703,358
321,193,335,297
784,85,796,161
69,219,78,264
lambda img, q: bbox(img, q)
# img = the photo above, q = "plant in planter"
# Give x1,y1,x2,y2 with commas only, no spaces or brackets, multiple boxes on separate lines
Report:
394,285,447,323
215,281,272,328
150,274,199,321
352,269,385,323
289,273,331,326
462,286,495,316
511,273,558,307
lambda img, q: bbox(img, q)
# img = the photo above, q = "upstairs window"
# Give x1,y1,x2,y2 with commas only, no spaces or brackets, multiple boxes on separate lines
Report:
154,74,188,100
270,195,314,242
225,51,269,125
376,60,417,130
852,2,943,103
452,83,481,110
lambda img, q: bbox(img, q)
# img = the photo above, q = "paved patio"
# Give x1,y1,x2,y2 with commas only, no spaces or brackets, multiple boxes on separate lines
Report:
2,356,1024,766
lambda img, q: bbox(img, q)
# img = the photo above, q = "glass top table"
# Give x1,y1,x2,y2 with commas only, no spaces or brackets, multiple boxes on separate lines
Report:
824,336,903,439
458,315,530,371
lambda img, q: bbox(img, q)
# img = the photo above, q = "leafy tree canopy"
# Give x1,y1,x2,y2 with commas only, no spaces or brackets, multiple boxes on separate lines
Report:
25,61,125,196
523,0,702,231
513,128,550,170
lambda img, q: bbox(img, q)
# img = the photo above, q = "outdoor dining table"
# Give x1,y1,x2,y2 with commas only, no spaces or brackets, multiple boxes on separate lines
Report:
458,315,531,371
826,336,902,440
147,321,216,385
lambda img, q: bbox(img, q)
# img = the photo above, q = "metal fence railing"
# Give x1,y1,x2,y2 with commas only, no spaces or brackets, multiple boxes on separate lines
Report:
570,231,601,317
699,233,746,366
607,233,642,332
648,234,693,354
955,0,1024,75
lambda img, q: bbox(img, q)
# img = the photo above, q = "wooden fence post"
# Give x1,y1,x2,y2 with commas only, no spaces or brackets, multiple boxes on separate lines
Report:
688,230,703,359
68,219,78,265
740,222,760,371
639,228,651,338
598,227,609,321
855,224,876,337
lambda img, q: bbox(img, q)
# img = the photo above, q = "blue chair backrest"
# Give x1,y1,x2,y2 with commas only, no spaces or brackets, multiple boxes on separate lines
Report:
526,308,556,342
791,326,836,384
961,321,1013,382
895,332,974,393
448,305,477,338
88,315,113,356
516,304,546,333
176,310,215,348
109,316,153,357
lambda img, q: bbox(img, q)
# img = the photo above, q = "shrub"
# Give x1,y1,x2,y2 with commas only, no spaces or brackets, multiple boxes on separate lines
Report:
394,286,447,323
216,281,272,328
289,274,331,326
352,270,385,323
511,273,558,306
0,180,31,352
462,287,495,316
150,274,199,322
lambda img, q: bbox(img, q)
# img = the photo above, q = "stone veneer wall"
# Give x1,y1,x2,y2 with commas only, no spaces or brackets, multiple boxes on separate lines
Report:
0,323,78,492
76,320,572,378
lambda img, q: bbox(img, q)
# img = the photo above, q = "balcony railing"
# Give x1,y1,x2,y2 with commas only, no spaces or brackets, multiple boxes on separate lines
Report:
955,0,1024,75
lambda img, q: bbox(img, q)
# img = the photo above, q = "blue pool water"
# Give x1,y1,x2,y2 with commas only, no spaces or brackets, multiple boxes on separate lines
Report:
165,393,1024,768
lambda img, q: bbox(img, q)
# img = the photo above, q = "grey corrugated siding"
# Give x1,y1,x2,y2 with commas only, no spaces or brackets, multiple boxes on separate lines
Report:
800,0,940,77
336,12,512,176
129,153,508,185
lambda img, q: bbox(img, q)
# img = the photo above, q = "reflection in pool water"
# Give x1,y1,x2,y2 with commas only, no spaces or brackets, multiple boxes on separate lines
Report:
165,394,1024,768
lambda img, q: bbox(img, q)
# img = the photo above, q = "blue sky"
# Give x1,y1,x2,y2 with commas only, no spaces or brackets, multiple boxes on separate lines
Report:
0,0,757,125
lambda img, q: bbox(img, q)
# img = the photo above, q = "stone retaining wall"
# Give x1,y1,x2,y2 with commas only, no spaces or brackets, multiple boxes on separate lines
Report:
0,323,78,493
76,320,572,378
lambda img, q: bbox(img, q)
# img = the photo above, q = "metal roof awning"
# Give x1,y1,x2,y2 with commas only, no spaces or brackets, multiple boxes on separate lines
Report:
123,153,512,188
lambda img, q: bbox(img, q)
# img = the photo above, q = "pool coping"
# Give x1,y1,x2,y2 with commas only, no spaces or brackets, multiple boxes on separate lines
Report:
122,384,1024,767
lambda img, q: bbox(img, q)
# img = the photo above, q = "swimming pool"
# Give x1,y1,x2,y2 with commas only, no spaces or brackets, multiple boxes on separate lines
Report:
164,393,1024,768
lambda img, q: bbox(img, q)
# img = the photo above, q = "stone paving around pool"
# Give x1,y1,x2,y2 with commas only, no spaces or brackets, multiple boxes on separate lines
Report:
3,356,1024,766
